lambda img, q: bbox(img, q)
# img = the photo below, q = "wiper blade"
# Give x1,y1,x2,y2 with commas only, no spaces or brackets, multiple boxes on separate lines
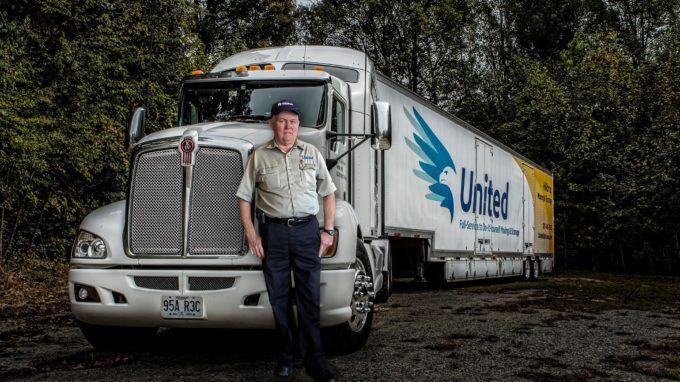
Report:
229,115,269,122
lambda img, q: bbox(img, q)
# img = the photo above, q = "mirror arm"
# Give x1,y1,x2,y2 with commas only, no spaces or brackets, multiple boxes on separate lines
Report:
327,133,375,138
327,136,371,170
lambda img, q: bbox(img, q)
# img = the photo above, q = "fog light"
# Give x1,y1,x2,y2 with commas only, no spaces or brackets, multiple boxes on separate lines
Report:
74,284,100,302
78,288,89,300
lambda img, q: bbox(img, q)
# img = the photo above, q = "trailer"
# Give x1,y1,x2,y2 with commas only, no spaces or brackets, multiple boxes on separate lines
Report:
69,45,554,352
376,74,554,284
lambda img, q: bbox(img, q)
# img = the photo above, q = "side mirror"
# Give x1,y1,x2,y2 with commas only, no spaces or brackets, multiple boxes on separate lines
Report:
371,102,391,150
126,107,146,152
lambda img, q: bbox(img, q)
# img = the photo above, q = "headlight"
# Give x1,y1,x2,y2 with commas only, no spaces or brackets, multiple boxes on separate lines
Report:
72,231,108,259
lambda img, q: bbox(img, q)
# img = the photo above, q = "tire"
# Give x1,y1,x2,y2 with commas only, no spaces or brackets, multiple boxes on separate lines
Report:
530,259,541,281
78,321,158,351
522,259,531,281
375,250,392,303
322,239,374,354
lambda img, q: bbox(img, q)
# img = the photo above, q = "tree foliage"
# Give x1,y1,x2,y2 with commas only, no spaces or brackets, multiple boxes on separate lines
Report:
0,0,205,260
198,0,296,64
300,0,680,272
1,0,679,272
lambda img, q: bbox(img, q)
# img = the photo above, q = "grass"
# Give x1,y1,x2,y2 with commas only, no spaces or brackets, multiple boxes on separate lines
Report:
0,258,70,316
465,270,680,314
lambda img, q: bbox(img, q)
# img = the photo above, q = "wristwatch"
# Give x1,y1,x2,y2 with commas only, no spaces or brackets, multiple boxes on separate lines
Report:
322,228,335,236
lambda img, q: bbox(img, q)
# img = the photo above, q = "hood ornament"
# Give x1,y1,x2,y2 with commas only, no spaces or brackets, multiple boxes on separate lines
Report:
179,130,199,167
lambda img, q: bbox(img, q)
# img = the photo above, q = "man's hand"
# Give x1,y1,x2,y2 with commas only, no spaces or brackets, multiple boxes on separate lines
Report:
319,192,336,257
319,231,333,257
239,199,265,259
247,233,265,259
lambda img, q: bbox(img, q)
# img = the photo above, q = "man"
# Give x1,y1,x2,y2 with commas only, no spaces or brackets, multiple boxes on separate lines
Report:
236,100,337,382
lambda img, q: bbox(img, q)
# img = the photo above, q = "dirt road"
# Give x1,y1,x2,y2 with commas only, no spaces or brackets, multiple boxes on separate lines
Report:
2,272,679,381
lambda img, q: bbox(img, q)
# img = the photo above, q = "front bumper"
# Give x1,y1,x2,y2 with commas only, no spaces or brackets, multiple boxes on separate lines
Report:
69,268,354,329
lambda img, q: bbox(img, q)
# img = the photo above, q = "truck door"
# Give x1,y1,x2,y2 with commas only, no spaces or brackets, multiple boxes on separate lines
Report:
521,163,535,255
327,95,350,202
475,139,493,254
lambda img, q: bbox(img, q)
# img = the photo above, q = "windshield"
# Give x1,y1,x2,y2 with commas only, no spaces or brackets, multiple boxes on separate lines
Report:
179,81,326,127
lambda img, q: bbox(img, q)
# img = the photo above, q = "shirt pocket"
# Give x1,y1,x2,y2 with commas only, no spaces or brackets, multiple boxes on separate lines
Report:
256,167,281,190
299,163,317,191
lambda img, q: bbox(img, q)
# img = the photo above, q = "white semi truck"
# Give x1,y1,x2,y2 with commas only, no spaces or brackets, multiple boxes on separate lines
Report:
69,46,554,351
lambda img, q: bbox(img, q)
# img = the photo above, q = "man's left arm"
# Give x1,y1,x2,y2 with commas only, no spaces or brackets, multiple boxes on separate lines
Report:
315,150,337,257
319,192,336,257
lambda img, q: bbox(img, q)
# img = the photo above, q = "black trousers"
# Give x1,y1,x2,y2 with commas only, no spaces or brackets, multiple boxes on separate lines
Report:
261,218,329,375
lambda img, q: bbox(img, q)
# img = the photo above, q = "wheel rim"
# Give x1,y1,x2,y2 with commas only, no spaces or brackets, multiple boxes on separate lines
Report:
349,259,373,333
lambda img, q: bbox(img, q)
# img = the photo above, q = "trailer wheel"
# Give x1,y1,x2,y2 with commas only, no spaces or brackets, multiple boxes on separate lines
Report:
522,259,531,281
322,240,374,354
375,250,392,303
78,321,158,351
531,259,541,280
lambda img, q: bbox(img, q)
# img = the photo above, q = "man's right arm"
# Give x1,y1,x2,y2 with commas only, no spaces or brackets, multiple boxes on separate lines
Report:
239,199,264,259
236,152,264,259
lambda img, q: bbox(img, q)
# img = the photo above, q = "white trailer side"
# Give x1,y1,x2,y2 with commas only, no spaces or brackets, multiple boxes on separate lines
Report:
376,74,555,281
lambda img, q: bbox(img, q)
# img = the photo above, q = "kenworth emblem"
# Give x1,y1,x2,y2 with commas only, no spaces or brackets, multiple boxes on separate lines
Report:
179,130,199,167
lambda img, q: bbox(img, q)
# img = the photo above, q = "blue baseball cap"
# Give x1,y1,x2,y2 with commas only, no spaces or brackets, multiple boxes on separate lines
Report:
270,100,301,116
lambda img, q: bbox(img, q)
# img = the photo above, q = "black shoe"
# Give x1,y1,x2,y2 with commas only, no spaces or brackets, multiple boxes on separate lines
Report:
274,365,294,378
311,370,337,382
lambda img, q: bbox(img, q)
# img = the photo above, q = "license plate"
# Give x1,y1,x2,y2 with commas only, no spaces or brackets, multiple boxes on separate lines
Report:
161,295,203,319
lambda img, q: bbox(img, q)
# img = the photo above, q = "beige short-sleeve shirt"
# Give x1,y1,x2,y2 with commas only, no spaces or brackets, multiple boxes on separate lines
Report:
236,140,336,218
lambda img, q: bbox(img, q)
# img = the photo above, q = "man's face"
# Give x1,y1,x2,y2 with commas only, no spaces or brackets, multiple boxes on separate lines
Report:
269,111,300,146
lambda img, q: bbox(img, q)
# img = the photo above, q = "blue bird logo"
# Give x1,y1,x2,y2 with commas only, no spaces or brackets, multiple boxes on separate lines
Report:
404,107,456,222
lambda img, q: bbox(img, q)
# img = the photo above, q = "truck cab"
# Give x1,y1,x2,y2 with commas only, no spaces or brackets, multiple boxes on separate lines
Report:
69,46,392,351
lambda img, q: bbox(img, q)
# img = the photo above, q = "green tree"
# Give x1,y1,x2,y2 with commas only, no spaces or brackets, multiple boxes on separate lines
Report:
556,31,642,270
0,0,205,262
299,0,476,105
198,0,296,64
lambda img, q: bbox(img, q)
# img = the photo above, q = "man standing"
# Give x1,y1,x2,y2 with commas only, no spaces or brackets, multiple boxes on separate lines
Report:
236,100,337,382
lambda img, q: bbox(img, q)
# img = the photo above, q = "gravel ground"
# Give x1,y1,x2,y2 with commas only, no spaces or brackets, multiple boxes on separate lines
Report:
1,274,679,381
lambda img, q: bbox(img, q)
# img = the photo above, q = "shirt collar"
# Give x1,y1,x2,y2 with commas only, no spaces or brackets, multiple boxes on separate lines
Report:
266,139,305,152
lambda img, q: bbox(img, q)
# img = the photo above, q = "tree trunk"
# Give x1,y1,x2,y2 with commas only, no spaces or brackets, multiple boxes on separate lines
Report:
0,207,4,262
4,172,34,259
619,244,626,273
29,191,52,251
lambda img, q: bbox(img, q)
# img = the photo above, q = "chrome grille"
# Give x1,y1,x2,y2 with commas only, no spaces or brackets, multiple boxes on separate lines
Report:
129,149,183,255
188,148,245,255
134,276,179,290
188,277,235,291
128,144,245,257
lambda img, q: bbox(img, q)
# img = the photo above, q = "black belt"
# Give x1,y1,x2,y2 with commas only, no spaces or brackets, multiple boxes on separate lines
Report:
262,215,312,227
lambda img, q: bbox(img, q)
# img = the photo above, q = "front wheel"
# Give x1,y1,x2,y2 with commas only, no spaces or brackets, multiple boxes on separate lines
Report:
78,321,158,351
322,239,374,354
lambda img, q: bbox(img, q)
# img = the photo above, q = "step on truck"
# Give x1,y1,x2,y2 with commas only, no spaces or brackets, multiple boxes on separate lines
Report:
69,45,554,351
